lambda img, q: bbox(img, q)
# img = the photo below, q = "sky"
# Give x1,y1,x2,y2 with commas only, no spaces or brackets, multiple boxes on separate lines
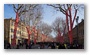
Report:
4,4,16,19
4,4,65,25
4,4,84,25
42,4,66,25
41,4,84,26
4,4,84,37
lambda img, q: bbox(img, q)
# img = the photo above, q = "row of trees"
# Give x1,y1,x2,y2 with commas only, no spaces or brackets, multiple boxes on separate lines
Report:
10,4,43,45
10,4,84,46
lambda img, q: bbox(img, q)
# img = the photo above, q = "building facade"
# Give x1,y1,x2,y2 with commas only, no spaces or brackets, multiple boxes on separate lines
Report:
72,19,84,45
4,18,56,45
64,19,84,45
4,18,28,45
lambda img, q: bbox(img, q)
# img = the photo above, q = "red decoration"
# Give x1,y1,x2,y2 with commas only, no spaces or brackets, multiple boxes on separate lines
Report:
66,10,73,44
34,38,36,44
57,26,64,44
65,7,77,44
26,26,30,45
12,12,19,46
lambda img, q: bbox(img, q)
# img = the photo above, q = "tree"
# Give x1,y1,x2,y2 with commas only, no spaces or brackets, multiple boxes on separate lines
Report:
11,4,27,46
37,21,52,38
52,17,66,35
26,5,43,44
52,17,66,43
38,22,53,42
11,4,38,46
48,4,84,44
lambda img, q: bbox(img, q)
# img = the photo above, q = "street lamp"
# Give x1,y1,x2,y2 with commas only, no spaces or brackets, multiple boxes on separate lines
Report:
76,16,79,45
76,16,79,24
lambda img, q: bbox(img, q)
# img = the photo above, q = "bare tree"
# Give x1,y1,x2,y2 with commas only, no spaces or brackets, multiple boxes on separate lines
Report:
52,17,66,35
52,17,66,43
23,4,43,44
11,4,39,46
48,4,84,44
29,5,43,27
11,4,27,46
37,22,52,36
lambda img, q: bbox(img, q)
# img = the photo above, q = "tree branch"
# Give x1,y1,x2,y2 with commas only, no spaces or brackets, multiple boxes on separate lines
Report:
72,9,77,27
13,4,17,12
17,4,23,11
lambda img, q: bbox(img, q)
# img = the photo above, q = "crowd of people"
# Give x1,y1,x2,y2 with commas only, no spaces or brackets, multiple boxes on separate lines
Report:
4,40,84,49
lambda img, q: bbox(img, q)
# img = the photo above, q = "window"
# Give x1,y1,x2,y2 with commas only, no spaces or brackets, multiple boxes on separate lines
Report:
18,25,20,28
11,35,14,39
11,22,14,26
11,28,14,32
17,31,20,34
